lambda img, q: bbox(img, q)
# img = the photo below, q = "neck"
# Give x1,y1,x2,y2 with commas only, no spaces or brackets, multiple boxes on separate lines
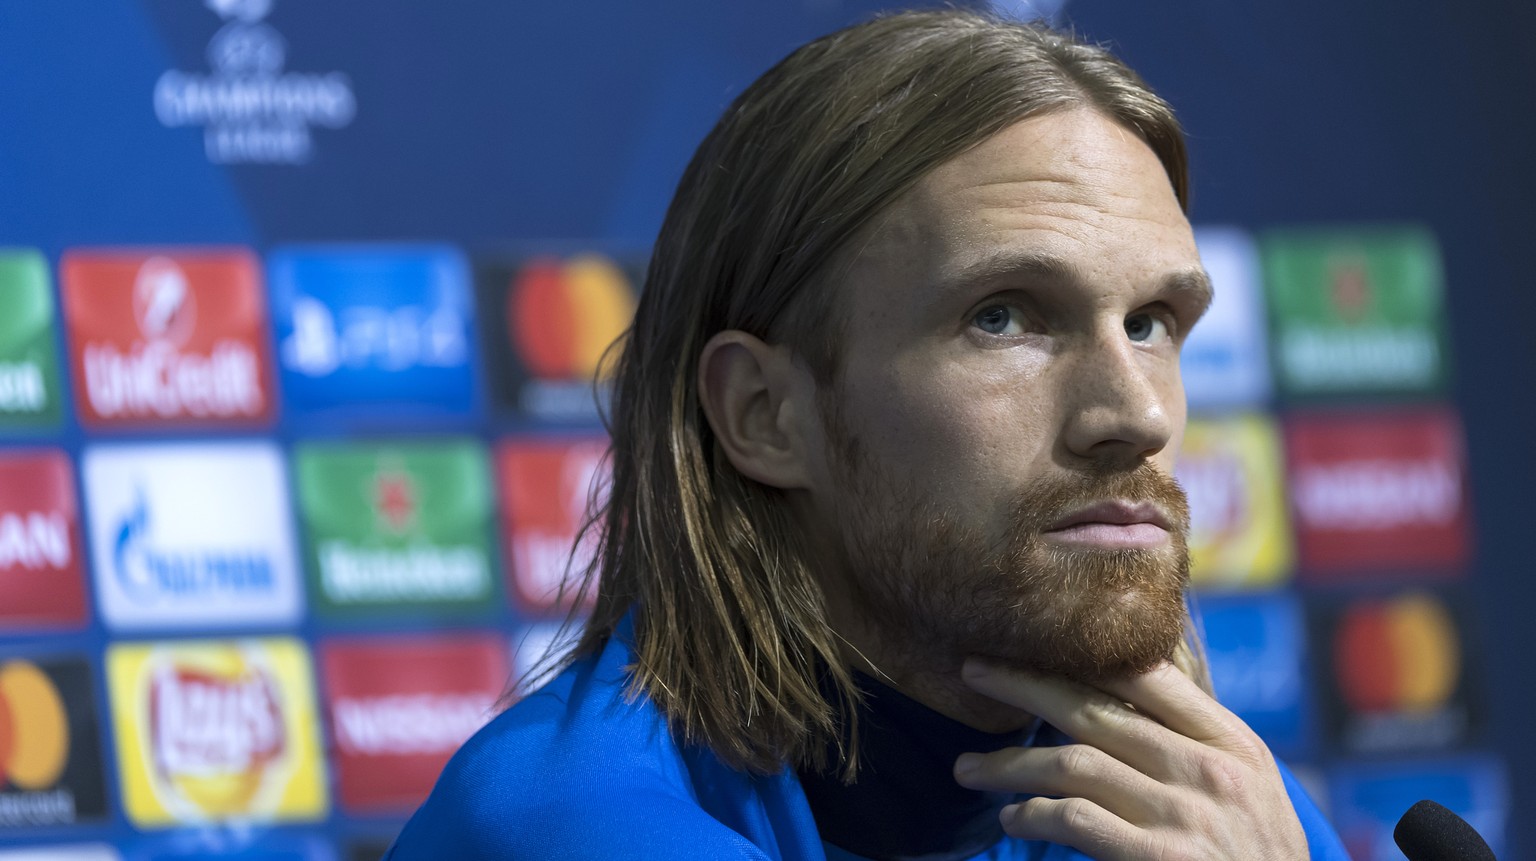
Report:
797,669,1038,861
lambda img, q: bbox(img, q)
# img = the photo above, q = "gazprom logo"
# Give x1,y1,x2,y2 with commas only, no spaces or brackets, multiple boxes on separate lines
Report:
112,486,275,602
84,442,302,630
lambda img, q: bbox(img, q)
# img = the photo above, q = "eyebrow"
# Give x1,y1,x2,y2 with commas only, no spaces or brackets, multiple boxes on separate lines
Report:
938,250,1215,318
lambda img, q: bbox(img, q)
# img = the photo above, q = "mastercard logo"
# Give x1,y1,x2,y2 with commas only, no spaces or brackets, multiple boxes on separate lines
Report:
509,255,636,380
0,660,69,790
1333,592,1459,713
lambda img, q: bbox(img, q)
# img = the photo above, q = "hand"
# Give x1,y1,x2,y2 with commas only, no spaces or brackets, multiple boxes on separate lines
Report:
952,660,1308,861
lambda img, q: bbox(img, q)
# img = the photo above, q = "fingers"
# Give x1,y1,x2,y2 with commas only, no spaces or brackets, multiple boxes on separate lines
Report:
1096,663,1258,752
954,743,1166,826
957,661,1309,859
998,796,1154,861
961,660,1183,777
962,659,1270,772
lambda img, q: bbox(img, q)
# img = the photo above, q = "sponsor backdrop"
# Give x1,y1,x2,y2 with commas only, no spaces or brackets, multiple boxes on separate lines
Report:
1,1,1527,858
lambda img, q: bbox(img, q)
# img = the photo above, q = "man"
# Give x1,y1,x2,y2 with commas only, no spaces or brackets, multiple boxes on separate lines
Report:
389,10,1348,860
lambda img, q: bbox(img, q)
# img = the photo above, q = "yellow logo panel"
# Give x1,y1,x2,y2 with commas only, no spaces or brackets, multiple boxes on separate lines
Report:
1178,414,1294,588
106,638,328,828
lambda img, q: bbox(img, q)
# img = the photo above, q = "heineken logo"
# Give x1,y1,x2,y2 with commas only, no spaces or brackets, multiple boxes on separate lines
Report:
1278,327,1438,390
372,466,417,535
1262,229,1446,399
317,542,488,603
296,441,495,614
1327,254,1373,323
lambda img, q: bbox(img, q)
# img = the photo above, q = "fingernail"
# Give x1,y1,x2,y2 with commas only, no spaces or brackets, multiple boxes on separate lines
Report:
1000,803,1020,825
954,753,980,776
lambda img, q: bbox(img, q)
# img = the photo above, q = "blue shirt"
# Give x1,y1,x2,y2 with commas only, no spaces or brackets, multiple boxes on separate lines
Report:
388,619,1349,860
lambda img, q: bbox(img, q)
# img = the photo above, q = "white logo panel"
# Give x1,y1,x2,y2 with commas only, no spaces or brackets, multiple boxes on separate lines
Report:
83,441,302,630
1184,226,1272,410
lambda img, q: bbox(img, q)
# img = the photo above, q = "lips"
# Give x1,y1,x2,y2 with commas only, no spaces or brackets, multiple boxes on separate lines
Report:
1040,501,1175,549
1045,500,1173,533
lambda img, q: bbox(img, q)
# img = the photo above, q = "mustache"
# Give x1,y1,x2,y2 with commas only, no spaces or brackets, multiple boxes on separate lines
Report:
1006,463,1191,537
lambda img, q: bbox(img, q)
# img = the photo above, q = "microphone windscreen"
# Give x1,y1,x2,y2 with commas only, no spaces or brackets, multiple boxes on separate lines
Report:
1393,799,1496,861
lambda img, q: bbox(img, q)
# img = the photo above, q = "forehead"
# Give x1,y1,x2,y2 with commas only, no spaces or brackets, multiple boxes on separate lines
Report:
847,108,1200,304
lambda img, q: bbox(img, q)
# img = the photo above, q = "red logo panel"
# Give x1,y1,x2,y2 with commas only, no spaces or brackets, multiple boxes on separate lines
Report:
496,438,608,613
1285,408,1469,578
60,249,275,428
0,450,87,628
320,634,508,813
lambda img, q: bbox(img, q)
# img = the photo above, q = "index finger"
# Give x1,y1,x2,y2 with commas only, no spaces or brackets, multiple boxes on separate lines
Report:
1096,663,1264,755
960,659,1175,774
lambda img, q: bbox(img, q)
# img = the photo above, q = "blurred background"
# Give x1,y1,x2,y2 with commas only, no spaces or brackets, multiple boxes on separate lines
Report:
0,1,1531,859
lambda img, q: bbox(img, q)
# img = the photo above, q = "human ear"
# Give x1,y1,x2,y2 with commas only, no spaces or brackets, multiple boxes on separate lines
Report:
697,330,816,490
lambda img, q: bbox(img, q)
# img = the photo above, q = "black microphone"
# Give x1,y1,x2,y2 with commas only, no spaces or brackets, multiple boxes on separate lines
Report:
1393,799,1496,860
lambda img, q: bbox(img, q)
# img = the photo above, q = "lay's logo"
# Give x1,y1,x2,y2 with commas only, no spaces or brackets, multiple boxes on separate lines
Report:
107,639,327,827
477,253,638,422
1176,415,1293,588
148,664,286,791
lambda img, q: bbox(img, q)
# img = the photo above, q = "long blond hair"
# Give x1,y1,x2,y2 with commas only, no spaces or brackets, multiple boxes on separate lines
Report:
553,9,1204,776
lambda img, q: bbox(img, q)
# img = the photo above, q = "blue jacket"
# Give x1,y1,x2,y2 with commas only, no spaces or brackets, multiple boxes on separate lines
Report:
388,619,1349,860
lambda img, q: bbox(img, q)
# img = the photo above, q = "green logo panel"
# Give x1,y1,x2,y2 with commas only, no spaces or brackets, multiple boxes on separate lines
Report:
0,249,64,429
294,438,497,616
1261,227,1447,399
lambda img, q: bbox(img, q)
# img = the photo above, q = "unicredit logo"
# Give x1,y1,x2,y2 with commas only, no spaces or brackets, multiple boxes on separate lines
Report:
62,250,274,427
83,258,261,420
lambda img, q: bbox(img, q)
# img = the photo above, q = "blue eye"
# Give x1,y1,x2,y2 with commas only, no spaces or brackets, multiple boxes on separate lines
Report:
1125,312,1169,343
973,305,1023,335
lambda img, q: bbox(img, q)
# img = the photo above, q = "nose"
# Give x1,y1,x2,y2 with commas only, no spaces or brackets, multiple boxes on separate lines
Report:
1059,330,1177,467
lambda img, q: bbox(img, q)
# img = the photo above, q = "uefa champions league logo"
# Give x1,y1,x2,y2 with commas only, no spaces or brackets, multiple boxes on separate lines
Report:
989,0,1071,24
154,0,357,164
